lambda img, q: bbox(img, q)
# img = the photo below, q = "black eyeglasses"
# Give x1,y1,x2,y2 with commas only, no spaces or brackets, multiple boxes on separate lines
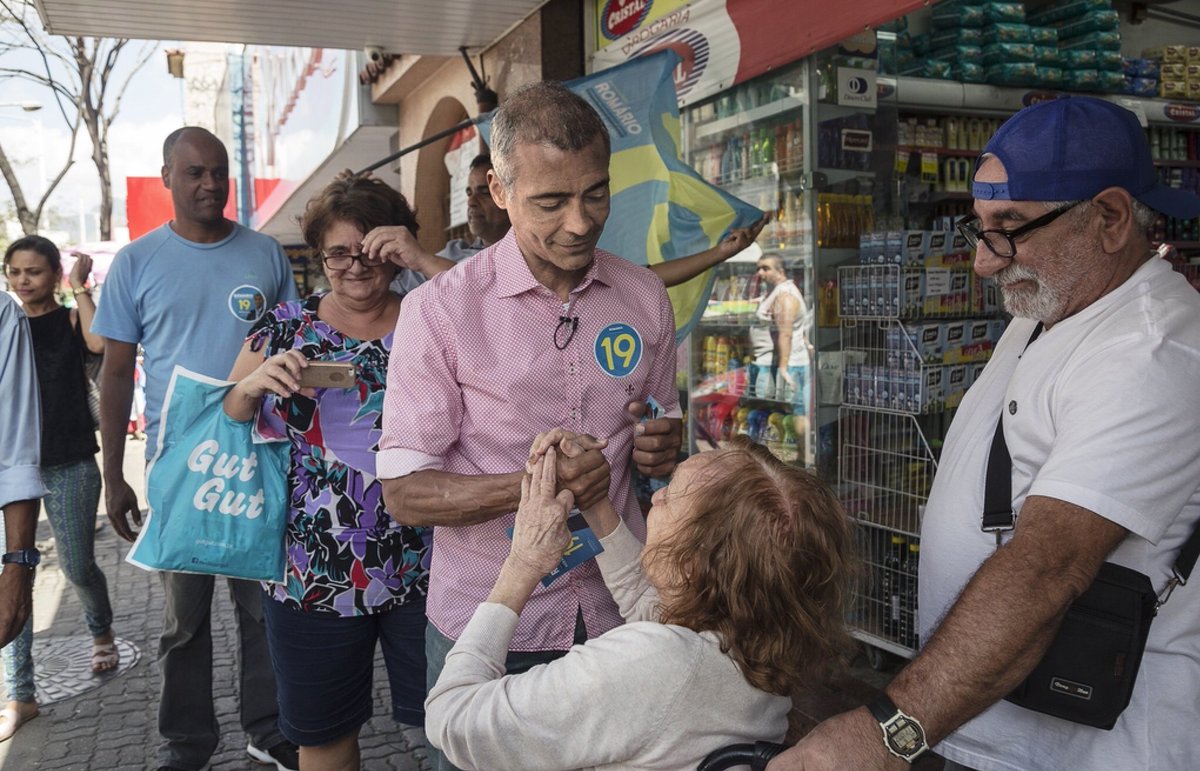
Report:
957,200,1083,258
320,249,387,271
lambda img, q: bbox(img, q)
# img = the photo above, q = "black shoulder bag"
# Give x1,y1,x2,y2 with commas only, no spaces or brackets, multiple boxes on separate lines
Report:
982,322,1200,730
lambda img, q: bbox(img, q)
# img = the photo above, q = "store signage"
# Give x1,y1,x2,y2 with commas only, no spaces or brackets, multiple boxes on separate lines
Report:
601,0,655,41
841,128,873,153
1163,102,1200,123
629,27,711,99
838,67,877,108
592,0,928,106
1021,90,1064,107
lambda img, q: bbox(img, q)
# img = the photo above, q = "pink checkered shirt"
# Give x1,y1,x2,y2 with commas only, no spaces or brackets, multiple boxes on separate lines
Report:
378,230,680,650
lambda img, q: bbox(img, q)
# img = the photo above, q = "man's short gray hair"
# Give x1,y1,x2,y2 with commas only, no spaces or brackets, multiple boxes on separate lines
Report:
1044,199,1159,231
490,82,611,188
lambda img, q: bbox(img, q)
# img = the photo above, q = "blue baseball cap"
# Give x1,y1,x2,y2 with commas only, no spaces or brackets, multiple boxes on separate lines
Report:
973,96,1200,220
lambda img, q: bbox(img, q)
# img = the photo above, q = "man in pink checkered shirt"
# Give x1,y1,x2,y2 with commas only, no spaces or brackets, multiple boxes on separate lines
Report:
379,81,682,768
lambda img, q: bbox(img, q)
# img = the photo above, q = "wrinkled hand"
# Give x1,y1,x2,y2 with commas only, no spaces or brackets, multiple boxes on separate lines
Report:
0,567,33,647
768,708,903,771
529,429,611,510
69,252,93,290
627,401,682,477
717,214,770,258
361,226,435,273
105,474,143,543
238,350,314,400
508,449,576,578
527,429,607,469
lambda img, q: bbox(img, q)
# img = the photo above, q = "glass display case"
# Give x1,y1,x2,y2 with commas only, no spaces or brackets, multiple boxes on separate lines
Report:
680,59,819,469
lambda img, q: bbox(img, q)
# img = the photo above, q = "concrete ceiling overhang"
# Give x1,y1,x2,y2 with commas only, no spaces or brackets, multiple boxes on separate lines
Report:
35,0,546,56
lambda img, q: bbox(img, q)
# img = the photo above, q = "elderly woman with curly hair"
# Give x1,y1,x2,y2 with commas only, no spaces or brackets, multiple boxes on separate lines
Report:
224,174,452,770
425,433,856,771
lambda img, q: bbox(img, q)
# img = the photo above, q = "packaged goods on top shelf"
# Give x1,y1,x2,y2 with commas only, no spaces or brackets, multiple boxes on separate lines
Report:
1142,45,1200,102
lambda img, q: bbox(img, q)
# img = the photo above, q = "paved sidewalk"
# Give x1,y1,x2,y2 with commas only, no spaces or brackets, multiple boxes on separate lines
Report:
0,438,428,770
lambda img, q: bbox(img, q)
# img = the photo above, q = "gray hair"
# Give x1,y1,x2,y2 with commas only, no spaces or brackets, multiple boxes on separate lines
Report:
1044,199,1158,231
490,81,611,188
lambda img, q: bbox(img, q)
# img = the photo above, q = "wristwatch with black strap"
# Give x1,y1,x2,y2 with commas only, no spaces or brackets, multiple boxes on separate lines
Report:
1,548,41,570
868,693,930,763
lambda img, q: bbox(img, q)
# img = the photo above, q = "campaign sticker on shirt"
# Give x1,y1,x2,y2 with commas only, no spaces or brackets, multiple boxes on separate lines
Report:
594,322,643,378
228,285,267,322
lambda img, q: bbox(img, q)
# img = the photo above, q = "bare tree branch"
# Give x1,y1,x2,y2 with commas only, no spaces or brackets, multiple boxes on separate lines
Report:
0,1,153,237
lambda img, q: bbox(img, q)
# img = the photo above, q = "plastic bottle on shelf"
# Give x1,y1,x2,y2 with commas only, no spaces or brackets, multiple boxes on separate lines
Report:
882,534,906,638
788,120,803,172
702,335,717,376
900,541,920,649
775,124,788,171
715,336,730,373
762,128,776,175
764,412,786,459
780,414,801,463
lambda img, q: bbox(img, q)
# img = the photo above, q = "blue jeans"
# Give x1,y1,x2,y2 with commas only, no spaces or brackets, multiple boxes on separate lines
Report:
262,594,428,746
424,612,587,771
2,458,111,703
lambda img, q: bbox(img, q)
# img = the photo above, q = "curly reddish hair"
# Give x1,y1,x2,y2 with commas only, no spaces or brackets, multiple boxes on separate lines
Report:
652,436,856,696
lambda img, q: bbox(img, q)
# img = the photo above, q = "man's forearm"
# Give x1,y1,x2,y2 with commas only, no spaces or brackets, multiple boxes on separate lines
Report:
886,505,1123,744
383,469,524,527
2,500,39,551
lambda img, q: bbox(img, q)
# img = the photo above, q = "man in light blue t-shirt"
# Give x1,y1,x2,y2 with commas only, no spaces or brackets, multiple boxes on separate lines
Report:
92,127,299,771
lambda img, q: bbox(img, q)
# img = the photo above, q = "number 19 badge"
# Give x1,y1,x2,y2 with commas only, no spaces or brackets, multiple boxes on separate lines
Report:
594,322,643,378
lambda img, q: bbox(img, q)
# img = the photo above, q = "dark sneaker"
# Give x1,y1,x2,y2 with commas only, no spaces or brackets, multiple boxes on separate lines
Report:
247,740,300,771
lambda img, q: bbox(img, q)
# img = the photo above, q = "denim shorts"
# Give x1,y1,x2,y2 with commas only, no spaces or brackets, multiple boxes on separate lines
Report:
262,593,428,746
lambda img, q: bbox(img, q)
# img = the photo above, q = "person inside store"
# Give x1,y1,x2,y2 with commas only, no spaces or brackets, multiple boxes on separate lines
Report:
425,430,855,770
222,173,434,771
385,152,770,295
92,126,300,771
0,291,46,741
750,252,812,414
1,237,121,740
768,97,1200,771
377,80,684,771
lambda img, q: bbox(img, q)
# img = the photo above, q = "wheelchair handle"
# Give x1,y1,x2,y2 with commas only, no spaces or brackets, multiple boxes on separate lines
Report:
697,741,789,771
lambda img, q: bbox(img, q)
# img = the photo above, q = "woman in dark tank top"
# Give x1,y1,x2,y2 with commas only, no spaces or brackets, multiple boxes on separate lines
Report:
1,236,120,741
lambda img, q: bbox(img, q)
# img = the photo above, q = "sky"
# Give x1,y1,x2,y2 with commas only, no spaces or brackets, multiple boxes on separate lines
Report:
0,28,186,242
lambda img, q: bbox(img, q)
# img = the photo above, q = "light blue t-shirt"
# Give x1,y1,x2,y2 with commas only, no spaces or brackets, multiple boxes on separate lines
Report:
93,222,298,458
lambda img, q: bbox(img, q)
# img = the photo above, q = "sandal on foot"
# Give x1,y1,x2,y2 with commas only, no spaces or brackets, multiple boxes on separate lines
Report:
91,643,120,673
0,703,39,742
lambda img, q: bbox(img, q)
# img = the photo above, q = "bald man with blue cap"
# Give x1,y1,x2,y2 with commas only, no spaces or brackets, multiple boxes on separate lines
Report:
772,96,1200,771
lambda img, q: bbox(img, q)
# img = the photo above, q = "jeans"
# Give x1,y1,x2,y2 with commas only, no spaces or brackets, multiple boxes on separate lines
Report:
2,458,111,703
423,611,587,771
156,572,284,770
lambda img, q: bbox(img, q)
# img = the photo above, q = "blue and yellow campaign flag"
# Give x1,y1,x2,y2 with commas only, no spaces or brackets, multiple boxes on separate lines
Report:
479,50,762,341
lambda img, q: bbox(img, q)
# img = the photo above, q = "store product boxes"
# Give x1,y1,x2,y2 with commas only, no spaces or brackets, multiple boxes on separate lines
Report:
944,363,973,409
944,319,1006,363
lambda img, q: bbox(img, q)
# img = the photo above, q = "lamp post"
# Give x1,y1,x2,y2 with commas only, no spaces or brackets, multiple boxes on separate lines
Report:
1,100,48,224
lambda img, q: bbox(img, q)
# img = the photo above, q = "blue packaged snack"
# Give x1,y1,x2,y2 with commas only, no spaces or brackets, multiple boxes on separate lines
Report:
1060,30,1121,51
1062,49,1099,70
1035,46,1062,66
1124,76,1158,98
982,42,1036,66
1030,26,1058,46
981,22,1031,45
982,2,1026,23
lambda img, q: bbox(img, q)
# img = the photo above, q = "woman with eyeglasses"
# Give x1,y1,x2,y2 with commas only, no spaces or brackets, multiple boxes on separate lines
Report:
223,174,448,771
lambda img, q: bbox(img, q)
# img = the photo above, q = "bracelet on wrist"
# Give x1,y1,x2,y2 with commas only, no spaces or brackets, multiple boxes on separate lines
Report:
72,286,91,296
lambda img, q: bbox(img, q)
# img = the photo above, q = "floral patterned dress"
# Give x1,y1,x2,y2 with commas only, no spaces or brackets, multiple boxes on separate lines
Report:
249,294,429,616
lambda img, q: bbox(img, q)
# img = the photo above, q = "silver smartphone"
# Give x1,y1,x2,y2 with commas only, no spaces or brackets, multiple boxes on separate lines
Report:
297,361,356,388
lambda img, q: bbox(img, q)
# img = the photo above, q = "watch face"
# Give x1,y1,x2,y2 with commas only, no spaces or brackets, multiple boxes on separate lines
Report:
885,717,924,755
